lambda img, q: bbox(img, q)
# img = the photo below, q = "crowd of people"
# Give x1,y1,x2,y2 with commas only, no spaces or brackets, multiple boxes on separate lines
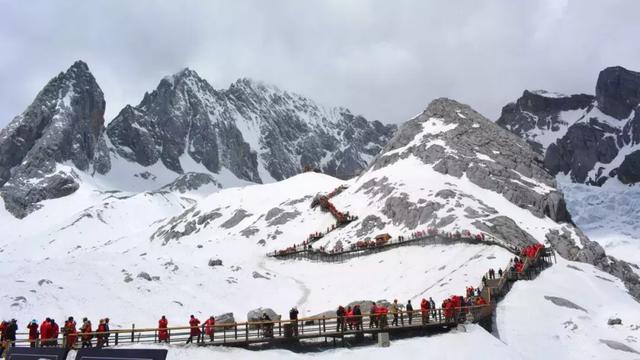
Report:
0,316,110,356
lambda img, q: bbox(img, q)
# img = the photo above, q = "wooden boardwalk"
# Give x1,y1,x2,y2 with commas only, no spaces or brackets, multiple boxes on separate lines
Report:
268,232,518,263
6,247,553,352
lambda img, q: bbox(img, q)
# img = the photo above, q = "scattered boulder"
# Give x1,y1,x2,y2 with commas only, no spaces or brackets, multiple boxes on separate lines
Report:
137,272,152,281
208,259,223,267
608,318,623,326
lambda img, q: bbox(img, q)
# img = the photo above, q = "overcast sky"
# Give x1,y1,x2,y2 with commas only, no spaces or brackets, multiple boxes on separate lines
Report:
1,0,640,127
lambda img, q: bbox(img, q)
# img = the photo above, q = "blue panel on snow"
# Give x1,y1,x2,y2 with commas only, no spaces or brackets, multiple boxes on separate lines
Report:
75,348,168,360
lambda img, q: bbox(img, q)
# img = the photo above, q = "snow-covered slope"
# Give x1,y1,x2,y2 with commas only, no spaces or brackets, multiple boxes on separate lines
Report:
497,66,640,186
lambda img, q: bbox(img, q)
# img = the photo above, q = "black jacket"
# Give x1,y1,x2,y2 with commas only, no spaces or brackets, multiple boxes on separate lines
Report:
5,322,18,340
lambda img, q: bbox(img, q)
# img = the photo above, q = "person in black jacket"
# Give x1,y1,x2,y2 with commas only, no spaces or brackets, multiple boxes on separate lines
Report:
336,306,346,332
289,307,299,336
5,319,18,347
353,305,362,330
406,300,414,325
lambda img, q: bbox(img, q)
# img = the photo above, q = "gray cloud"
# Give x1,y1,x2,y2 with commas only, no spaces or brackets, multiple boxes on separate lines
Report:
1,0,639,127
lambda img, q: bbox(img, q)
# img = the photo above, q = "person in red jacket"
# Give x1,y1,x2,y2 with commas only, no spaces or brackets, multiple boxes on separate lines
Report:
204,316,215,342
50,319,60,346
27,320,39,347
369,302,378,329
64,318,78,350
346,306,354,330
186,315,201,344
80,318,92,348
420,298,430,324
158,316,169,343
376,306,389,329
40,318,51,346
96,319,107,348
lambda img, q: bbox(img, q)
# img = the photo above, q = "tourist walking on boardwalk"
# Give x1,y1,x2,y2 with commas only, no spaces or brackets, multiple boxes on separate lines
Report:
429,297,436,319
50,319,59,346
186,315,201,344
406,300,414,324
498,268,503,278
4,319,17,348
336,306,346,332
353,305,362,330
96,319,107,348
27,320,38,347
289,307,299,336
346,306,354,330
158,316,169,343
80,318,93,348
63,317,78,350
204,316,216,342
369,302,378,328
391,299,400,326
40,318,51,346
420,298,430,324
104,318,110,346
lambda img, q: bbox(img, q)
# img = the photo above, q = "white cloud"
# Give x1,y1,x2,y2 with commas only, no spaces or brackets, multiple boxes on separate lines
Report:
0,0,639,126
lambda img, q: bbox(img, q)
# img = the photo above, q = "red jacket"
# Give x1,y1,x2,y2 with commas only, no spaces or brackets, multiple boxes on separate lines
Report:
81,322,93,341
420,299,429,312
189,318,201,336
158,318,169,341
40,321,51,340
51,323,60,338
204,318,215,335
28,323,39,340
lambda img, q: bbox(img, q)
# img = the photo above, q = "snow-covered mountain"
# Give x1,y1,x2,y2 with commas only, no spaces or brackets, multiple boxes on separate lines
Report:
1,61,639,359
497,66,640,186
0,61,111,218
0,61,395,218
107,68,395,184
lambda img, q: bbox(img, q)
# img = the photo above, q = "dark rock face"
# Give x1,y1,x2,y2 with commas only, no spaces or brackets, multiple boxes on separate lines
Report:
498,66,640,185
497,90,594,154
160,172,221,193
0,61,110,217
107,71,396,183
617,150,640,184
596,66,640,120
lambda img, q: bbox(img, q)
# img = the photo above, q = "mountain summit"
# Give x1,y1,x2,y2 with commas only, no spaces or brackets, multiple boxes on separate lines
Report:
107,68,396,184
497,66,640,185
0,62,395,217
0,60,110,217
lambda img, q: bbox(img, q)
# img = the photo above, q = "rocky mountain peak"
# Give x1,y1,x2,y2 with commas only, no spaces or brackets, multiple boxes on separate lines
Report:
0,60,110,217
107,69,396,184
498,65,640,186
371,97,571,223
596,66,640,119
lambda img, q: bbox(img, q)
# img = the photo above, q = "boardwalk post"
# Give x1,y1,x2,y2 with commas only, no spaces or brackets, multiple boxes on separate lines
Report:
131,324,135,343
115,332,119,345
245,324,249,342
234,324,238,340
278,320,282,337
322,316,326,333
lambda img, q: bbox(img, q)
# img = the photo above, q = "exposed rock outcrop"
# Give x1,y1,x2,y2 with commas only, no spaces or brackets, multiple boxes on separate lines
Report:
498,66,640,185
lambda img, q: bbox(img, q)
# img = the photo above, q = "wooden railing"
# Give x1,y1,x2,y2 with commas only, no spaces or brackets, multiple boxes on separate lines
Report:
6,305,492,349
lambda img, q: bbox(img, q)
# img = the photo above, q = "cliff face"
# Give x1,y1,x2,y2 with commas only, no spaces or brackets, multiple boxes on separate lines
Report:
497,66,640,186
107,70,396,184
0,61,110,217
